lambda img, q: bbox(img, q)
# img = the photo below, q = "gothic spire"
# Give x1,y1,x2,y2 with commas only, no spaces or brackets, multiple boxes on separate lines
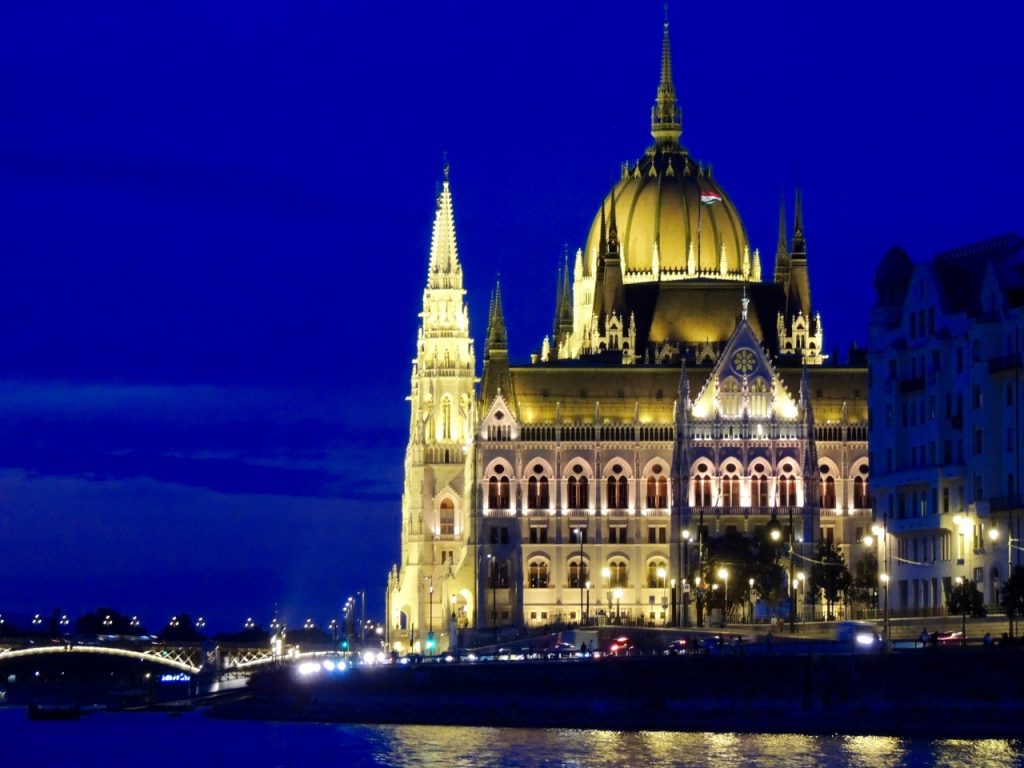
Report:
427,163,461,290
773,197,790,285
485,278,508,357
650,12,682,146
792,188,806,255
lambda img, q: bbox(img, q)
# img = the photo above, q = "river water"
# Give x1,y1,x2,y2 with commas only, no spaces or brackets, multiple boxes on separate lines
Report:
2,708,1021,767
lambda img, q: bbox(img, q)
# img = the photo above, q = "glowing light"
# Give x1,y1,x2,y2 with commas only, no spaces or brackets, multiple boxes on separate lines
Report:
989,527,1000,541
322,660,336,671
297,662,320,676
863,535,874,546
871,524,883,537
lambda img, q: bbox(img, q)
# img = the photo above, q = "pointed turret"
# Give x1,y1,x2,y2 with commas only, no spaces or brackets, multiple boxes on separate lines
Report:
789,188,812,319
427,164,462,291
603,191,626,318
558,252,574,341
485,280,508,358
773,197,790,287
593,201,608,323
651,13,682,146
482,279,515,409
793,188,806,255
551,259,565,344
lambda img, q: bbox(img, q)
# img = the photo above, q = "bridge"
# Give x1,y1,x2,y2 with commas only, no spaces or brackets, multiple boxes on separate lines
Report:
0,639,342,677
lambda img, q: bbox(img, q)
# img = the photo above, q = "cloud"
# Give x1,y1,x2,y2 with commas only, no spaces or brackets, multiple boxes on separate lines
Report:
0,379,405,500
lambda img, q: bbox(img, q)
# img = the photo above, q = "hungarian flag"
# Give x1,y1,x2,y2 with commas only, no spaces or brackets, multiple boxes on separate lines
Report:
700,189,722,205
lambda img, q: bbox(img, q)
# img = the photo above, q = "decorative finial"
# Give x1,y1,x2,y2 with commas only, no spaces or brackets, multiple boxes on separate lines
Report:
650,9,682,146
741,284,749,321
442,151,449,182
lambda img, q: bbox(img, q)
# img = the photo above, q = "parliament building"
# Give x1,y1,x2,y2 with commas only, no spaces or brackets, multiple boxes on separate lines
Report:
387,20,871,652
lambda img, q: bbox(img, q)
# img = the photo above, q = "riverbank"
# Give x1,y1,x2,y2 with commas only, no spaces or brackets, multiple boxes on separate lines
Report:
210,649,1024,739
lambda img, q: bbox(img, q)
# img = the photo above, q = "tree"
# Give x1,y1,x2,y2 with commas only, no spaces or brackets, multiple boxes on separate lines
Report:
1001,568,1024,638
850,552,879,610
948,579,987,618
159,614,205,642
808,539,853,621
76,607,144,635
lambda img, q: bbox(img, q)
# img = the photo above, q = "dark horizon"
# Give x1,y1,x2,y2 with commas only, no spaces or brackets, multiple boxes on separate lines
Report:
0,2,1021,633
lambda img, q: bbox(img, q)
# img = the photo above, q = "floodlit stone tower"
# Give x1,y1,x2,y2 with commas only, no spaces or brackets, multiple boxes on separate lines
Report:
388,167,478,652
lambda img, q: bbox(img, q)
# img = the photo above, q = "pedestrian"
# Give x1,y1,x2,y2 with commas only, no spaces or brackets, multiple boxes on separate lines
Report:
920,627,929,647
984,632,994,648
766,630,773,654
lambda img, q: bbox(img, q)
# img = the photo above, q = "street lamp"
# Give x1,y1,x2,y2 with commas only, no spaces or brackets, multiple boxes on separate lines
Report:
670,578,678,627
682,529,692,627
585,580,591,623
613,587,623,621
955,575,967,646
879,572,890,639
718,567,729,624
573,526,585,625
748,577,755,624
602,566,611,618
797,571,806,623
487,553,498,634
657,566,668,625
989,525,1021,638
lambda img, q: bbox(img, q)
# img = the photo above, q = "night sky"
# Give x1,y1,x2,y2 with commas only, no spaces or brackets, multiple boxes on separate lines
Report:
1,2,1021,634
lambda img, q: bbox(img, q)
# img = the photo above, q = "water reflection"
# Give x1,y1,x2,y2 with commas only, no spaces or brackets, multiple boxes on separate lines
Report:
366,725,1024,768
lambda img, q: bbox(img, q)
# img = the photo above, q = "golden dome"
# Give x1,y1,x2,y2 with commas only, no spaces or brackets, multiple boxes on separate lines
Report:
583,147,749,280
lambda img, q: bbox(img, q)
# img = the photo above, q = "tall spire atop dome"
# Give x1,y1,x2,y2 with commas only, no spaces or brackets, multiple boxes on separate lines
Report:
651,9,682,146
773,197,790,286
427,162,461,290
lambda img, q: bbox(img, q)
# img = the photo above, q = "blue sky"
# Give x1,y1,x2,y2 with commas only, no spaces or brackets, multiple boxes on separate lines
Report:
0,1,1021,632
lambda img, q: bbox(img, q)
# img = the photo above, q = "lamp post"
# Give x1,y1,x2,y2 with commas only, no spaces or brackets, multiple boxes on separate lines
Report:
880,572,890,639
797,571,806,623
613,587,623,621
425,577,434,654
748,577,755,624
989,525,1018,638
657,567,668,625
682,529,691,627
788,507,796,633
602,566,611,619
487,553,497,635
718,567,729,625
573,526,585,625
670,578,678,627
584,581,591,624
955,575,967,647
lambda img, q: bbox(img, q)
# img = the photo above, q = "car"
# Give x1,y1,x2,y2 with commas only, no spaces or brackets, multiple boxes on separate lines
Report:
664,638,692,656
936,631,964,645
441,648,476,663
604,636,636,656
544,641,577,659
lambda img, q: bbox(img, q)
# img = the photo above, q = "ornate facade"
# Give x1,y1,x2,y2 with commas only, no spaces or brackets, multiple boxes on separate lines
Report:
388,21,870,652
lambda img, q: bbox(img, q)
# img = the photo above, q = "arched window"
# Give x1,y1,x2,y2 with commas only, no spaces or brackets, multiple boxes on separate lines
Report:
567,465,589,509
646,559,668,588
527,465,549,510
721,377,741,418
721,465,740,507
568,558,589,588
488,464,510,509
441,397,452,440
853,465,869,508
779,473,797,507
693,462,713,507
439,498,455,536
606,463,628,509
646,464,668,508
608,558,628,588
749,378,770,418
528,559,550,589
819,474,836,509
751,464,769,508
